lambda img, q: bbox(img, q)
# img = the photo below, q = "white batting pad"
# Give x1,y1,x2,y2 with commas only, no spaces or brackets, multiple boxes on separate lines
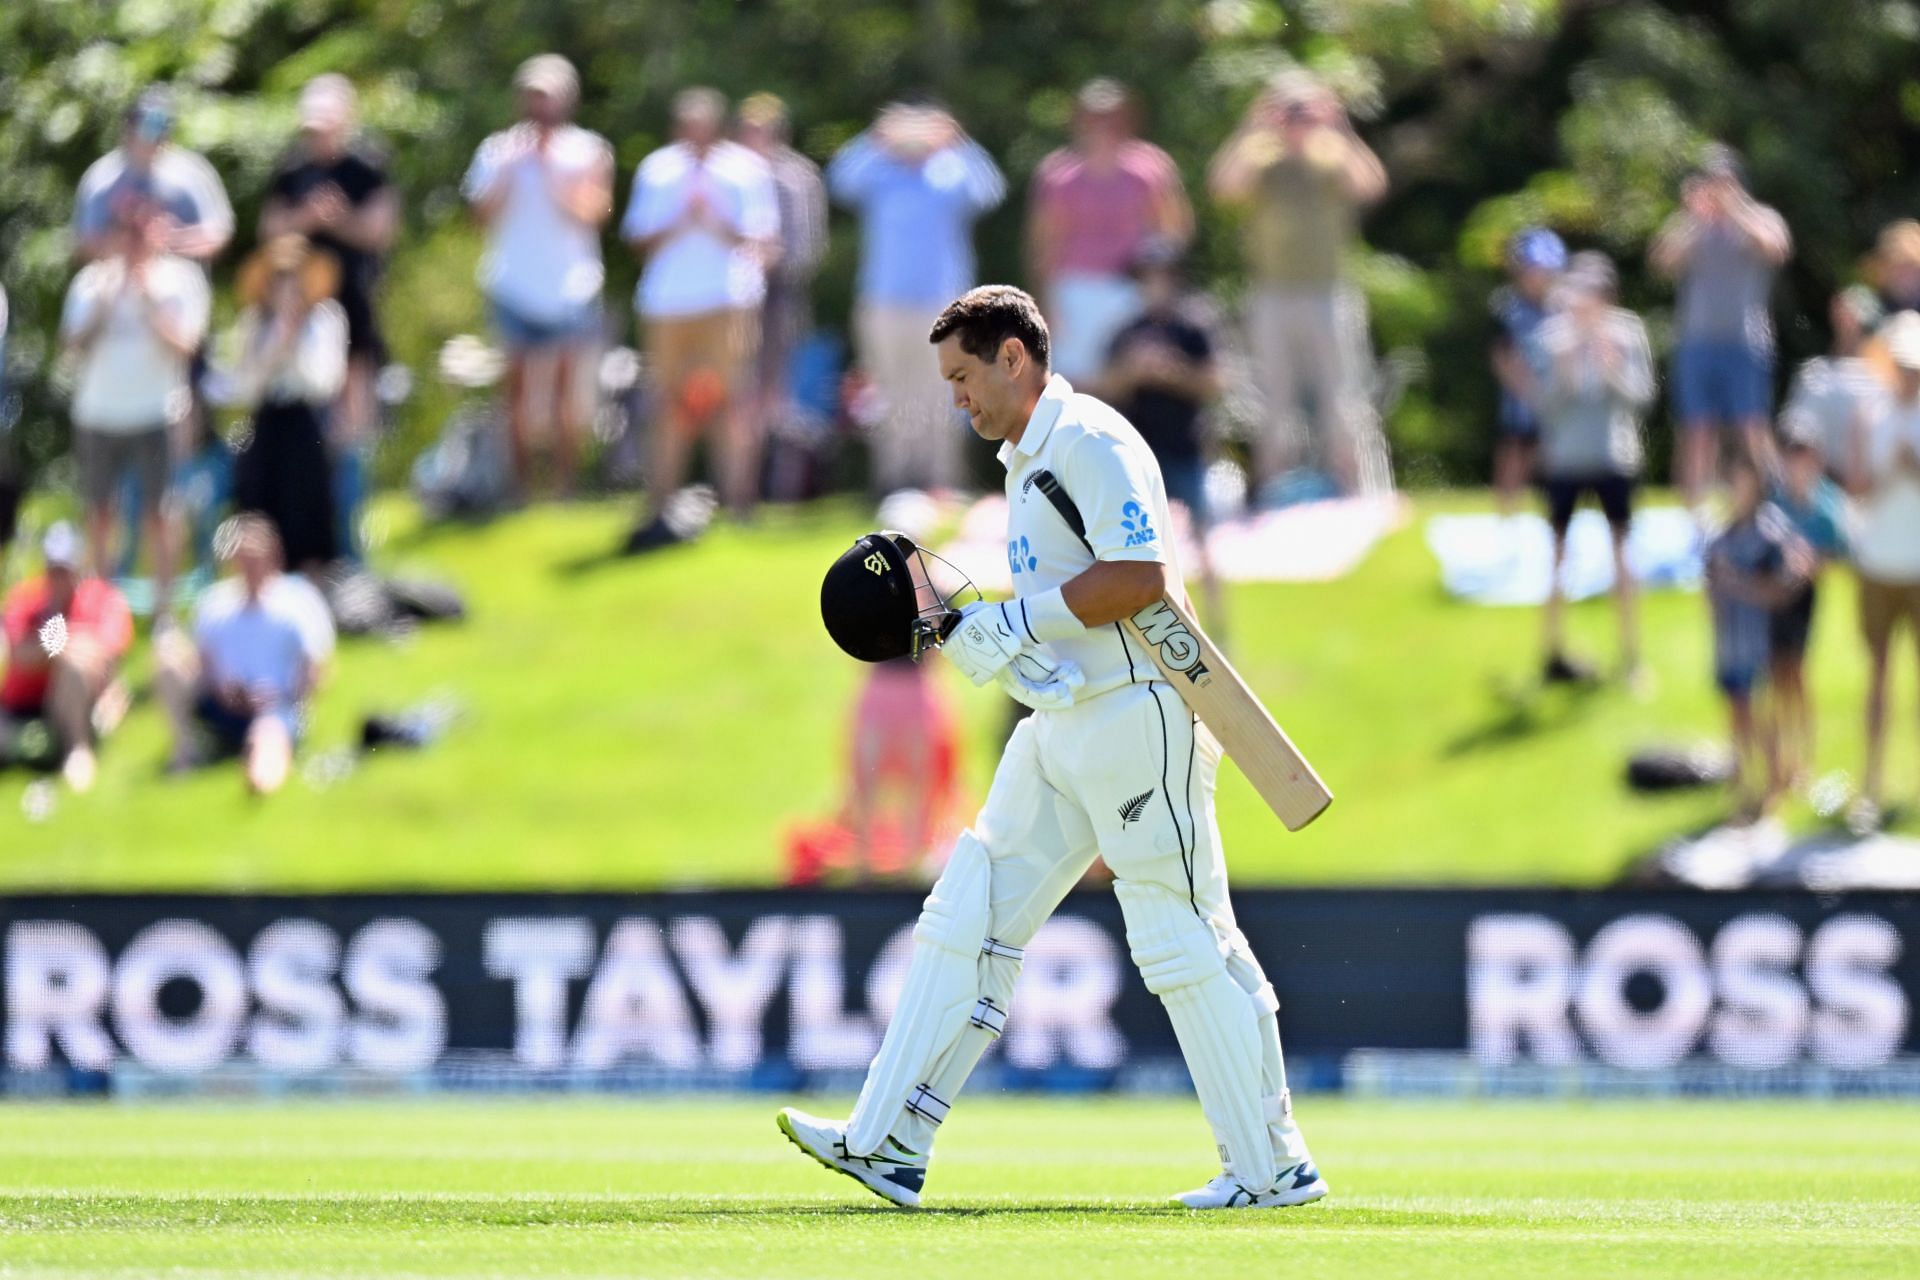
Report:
1116,880,1277,1191
845,833,995,1155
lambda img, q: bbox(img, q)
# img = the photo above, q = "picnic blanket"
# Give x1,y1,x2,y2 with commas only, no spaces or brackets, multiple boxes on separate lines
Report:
1425,507,1703,606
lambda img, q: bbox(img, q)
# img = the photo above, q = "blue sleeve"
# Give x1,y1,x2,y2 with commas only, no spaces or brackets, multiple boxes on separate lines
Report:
826,133,883,207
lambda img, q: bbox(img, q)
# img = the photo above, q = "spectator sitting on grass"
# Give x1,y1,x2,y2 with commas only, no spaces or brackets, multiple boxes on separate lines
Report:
155,515,335,794
0,523,132,793
1706,453,1809,822
1767,415,1849,793
1529,251,1653,687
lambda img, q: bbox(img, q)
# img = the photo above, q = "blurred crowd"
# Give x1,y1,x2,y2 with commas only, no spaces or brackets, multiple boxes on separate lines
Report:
1489,149,1919,833
0,57,1914,856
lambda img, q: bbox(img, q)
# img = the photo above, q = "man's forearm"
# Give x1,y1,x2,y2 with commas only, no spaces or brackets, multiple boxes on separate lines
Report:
1059,558,1169,628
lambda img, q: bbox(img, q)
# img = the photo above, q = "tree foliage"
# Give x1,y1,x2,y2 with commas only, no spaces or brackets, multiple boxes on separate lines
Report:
4,0,1919,483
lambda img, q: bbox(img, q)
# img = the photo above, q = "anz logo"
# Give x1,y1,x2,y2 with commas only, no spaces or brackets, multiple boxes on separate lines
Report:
1120,501,1157,549
1007,535,1038,575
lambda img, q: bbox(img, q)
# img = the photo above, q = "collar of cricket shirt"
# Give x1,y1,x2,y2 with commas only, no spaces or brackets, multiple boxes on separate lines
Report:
998,373,1073,468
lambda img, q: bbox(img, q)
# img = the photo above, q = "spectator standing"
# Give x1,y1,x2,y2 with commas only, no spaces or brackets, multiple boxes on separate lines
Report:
1207,70,1388,496
737,93,828,469
1650,144,1792,511
1099,238,1224,625
1529,252,1653,685
261,75,399,560
1489,228,1566,515
462,54,614,499
621,88,780,547
1869,219,1920,319
0,282,14,556
1767,419,1848,792
1844,312,1920,829
0,523,132,793
156,515,334,795
73,87,234,266
1783,286,1887,479
1027,78,1191,383
829,102,1006,495
230,236,349,574
59,196,210,617
1705,455,1808,820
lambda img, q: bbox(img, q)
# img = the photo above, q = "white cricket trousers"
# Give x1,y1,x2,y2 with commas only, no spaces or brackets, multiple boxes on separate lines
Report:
887,680,1249,1150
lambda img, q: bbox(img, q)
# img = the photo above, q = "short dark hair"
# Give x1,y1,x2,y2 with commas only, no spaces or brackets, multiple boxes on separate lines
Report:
928,286,1050,370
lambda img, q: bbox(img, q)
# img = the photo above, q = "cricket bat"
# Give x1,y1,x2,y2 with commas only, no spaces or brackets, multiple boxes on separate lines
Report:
1120,595,1332,831
1021,466,1332,830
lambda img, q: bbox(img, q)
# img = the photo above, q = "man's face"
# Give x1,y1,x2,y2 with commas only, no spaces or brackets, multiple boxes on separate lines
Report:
738,120,772,153
937,335,1026,442
45,565,76,609
302,117,347,161
679,108,722,148
235,544,274,593
520,87,563,127
1515,265,1556,301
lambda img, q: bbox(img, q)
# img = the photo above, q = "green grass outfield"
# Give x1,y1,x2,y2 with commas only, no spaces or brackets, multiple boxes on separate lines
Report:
1,494,1911,890
0,1096,1915,1277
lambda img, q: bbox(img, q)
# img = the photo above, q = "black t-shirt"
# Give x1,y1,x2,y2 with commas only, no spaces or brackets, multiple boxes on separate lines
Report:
267,141,392,300
1107,310,1213,464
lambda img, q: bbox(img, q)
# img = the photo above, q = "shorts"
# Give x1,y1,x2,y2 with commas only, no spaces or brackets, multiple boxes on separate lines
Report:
1540,472,1635,538
1858,572,1920,651
74,424,171,515
489,297,602,352
1158,454,1209,528
193,691,300,757
644,308,758,409
1672,340,1773,426
1769,582,1817,660
1498,394,1540,443
1716,663,1762,698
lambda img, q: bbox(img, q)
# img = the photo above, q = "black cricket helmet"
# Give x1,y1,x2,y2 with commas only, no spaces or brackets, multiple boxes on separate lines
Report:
820,530,961,662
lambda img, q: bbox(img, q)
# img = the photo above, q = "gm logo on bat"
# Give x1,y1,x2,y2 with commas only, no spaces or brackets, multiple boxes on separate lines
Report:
1130,601,1210,685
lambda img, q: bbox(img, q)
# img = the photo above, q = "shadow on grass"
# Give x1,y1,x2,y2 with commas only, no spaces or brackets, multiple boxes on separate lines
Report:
0,1194,1479,1230
1443,675,1607,758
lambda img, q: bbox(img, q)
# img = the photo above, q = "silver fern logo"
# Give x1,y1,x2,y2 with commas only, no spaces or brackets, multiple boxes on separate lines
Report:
1118,789,1154,826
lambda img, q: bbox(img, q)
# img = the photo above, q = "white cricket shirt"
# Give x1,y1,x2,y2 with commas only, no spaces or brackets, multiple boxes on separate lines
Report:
999,374,1181,700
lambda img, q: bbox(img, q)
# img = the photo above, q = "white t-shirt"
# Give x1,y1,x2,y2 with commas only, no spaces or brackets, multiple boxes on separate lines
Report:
60,255,211,433
1855,399,1920,583
620,140,778,317
233,302,348,408
462,124,611,322
195,573,337,706
999,375,1180,701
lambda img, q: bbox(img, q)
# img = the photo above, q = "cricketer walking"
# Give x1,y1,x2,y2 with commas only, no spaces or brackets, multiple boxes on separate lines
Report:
784,285,1324,1211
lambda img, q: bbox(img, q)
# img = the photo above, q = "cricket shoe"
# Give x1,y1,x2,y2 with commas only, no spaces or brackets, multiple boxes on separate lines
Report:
776,1107,927,1208
1172,1160,1328,1210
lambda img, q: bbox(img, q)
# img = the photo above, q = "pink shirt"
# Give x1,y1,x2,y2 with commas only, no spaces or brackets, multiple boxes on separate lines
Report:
1033,140,1181,277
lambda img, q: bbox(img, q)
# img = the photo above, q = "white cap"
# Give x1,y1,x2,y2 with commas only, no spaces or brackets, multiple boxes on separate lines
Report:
298,74,356,131
41,521,80,569
1887,311,1920,371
